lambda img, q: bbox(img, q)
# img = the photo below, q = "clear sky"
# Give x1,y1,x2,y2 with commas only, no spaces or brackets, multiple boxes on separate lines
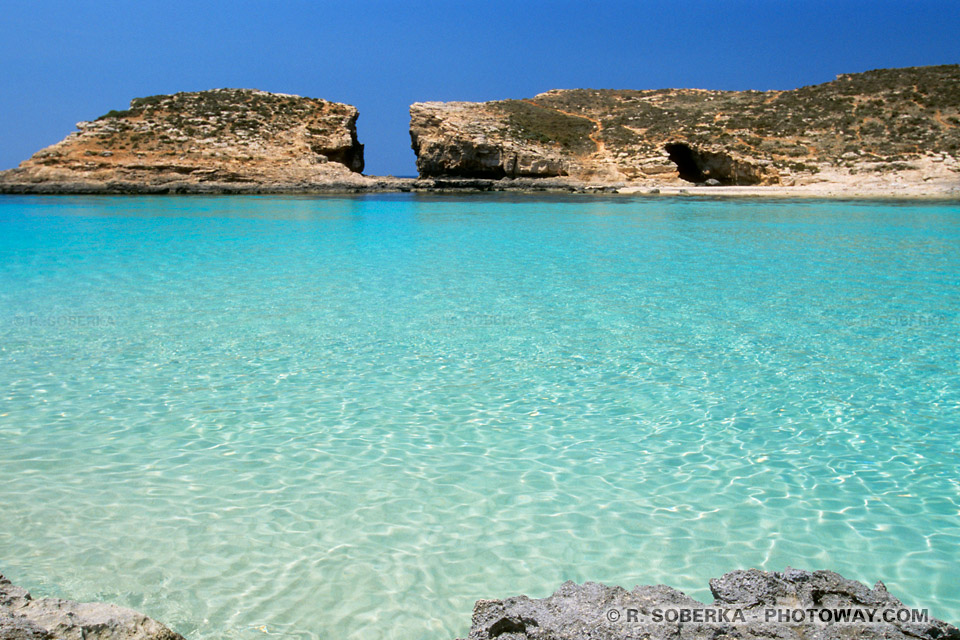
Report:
2,0,958,176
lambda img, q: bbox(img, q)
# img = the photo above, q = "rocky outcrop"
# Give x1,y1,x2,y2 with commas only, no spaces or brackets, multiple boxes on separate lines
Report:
410,102,572,179
4,65,959,195
411,64,960,187
0,574,183,640
460,568,959,640
0,89,378,193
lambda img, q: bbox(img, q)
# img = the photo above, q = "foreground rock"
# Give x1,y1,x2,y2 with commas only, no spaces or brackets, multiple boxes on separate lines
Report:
0,574,183,640
411,64,960,189
0,89,390,194
461,568,959,640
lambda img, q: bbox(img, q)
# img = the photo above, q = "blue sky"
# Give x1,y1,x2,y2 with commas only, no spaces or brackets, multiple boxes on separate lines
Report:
2,0,958,176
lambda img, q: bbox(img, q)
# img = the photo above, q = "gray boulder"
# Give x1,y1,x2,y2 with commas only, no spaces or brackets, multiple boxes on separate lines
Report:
0,574,183,640
461,568,959,640
0,616,54,640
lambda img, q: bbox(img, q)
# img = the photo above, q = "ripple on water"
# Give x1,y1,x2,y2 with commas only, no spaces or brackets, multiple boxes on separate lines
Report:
0,195,958,639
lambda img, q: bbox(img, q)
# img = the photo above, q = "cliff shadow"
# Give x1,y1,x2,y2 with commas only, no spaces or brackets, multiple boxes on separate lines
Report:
665,142,769,185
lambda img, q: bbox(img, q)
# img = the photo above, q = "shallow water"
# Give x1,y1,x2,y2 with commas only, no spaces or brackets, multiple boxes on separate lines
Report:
1,194,958,639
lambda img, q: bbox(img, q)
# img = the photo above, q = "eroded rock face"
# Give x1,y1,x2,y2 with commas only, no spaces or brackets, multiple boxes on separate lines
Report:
410,102,571,179
460,568,959,640
411,65,960,186
0,574,183,640
0,89,368,193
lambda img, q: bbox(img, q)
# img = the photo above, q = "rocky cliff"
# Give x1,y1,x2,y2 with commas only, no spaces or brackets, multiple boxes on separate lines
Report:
0,89,376,193
410,65,960,187
461,568,959,640
4,66,959,196
0,574,183,640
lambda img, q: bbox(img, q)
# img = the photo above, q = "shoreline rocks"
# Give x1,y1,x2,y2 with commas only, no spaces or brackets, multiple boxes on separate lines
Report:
460,568,959,640
1,178,957,199
2,569,957,640
0,574,183,640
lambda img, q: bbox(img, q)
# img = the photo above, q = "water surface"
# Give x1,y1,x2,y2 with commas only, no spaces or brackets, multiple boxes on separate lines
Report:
1,194,958,639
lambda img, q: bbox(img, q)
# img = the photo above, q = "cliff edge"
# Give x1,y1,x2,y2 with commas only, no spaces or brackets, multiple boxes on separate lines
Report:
0,89,379,193
410,65,960,188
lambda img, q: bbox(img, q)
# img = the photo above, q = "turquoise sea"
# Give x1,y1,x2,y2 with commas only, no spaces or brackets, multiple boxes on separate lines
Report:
0,194,958,639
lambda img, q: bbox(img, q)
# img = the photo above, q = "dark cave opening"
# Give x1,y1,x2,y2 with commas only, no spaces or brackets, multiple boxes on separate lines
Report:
665,142,705,183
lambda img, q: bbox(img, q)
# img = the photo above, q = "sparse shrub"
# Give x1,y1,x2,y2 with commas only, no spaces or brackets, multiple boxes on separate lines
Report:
495,100,596,153
96,109,131,121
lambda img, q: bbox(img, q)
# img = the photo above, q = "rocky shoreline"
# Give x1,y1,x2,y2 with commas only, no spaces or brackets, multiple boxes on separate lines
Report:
461,568,960,640
0,574,183,640
1,176,957,199
2,569,957,640
1,65,959,198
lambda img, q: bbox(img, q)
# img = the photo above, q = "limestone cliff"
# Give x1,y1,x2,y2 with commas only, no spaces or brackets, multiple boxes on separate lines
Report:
0,89,371,193
410,65,960,187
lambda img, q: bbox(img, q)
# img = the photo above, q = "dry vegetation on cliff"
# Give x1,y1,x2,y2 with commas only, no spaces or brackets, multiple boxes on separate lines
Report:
0,89,369,192
90,89,364,171
411,64,960,186
3,65,959,194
